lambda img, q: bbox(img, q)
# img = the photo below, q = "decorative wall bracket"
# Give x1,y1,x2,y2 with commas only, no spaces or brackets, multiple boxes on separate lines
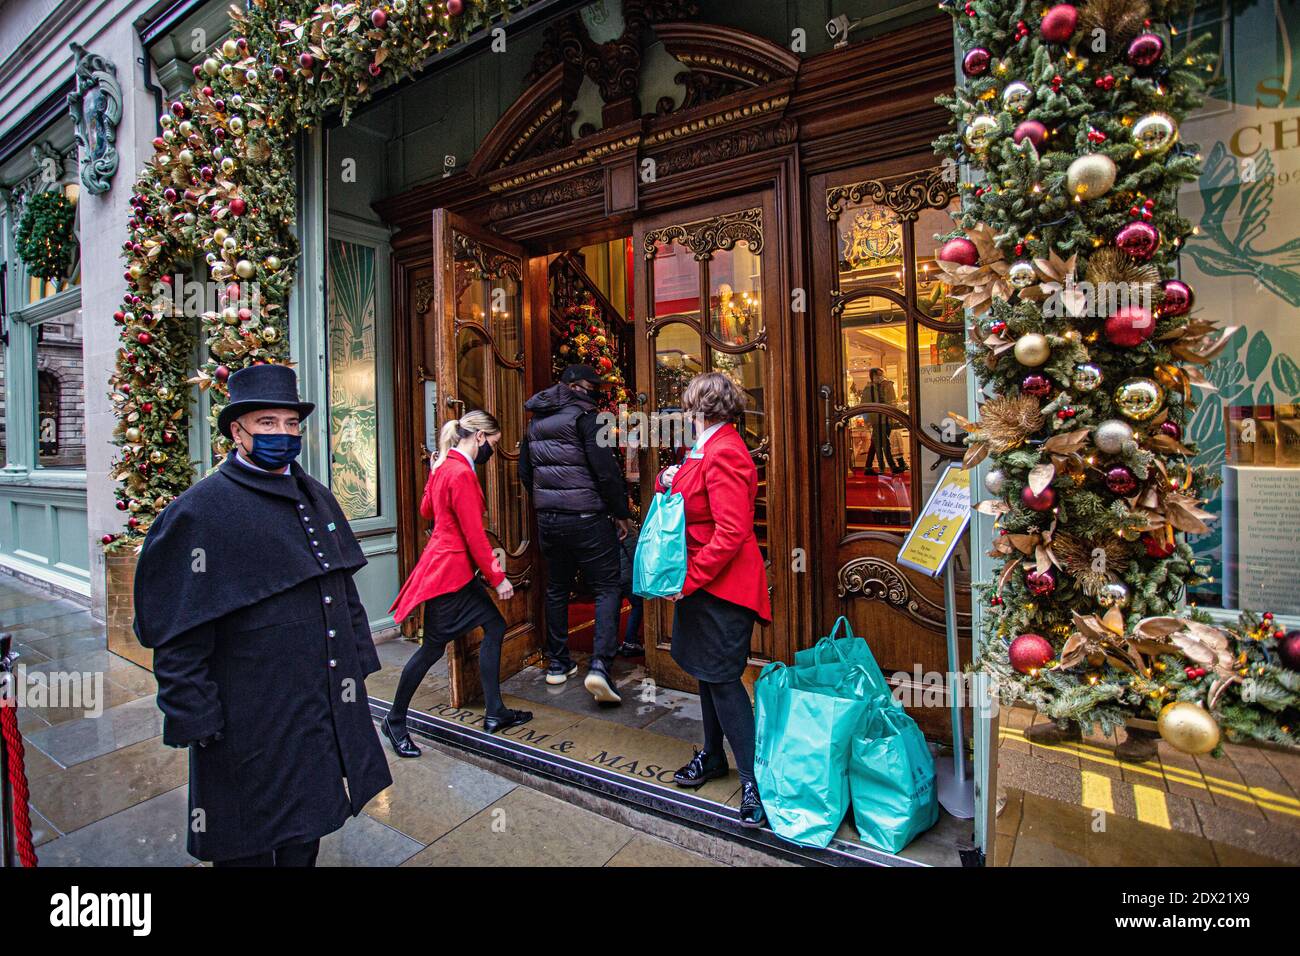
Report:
67,43,121,195
642,206,763,260
836,555,971,634
826,167,957,224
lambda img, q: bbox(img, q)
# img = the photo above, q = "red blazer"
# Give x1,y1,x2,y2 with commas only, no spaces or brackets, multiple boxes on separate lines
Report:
390,452,505,623
656,424,771,623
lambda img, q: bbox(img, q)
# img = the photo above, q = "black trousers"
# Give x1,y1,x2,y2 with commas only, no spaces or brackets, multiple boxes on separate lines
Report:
212,837,321,867
537,512,621,671
388,603,507,726
699,679,756,784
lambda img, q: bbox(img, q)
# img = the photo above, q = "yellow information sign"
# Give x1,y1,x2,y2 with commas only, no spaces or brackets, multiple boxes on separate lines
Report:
897,464,972,578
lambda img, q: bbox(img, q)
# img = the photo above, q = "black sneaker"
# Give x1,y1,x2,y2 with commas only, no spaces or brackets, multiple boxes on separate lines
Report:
546,660,578,685
616,641,644,658
584,664,622,704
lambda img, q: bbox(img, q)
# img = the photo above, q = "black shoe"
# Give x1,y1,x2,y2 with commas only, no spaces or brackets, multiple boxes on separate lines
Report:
616,641,644,658
673,749,729,788
546,660,578,685
739,780,766,828
484,708,533,735
382,715,421,758
584,664,622,704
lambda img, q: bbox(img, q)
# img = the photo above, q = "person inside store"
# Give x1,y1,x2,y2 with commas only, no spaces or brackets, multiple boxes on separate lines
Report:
519,364,633,705
132,363,392,867
385,410,533,756
657,371,772,828
864,366,901,475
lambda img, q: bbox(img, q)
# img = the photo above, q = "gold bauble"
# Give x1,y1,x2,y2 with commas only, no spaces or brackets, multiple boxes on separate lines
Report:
264,255,282,271
1008,260,1037,289
1013,332,1051,367
221,39,239,58
229,117,245,136
235,259,257,279
1066,153,1118,199
262,326,280,343
124,426,142,443
1133,112,1178,155
1114,377,1165,421
203,57,220,77
149,450,166,465
213,227,229,245
1157,701,1220,755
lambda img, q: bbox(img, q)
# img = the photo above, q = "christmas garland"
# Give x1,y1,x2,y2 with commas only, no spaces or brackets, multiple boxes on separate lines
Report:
16,190,77,282
934,0,1299,752
106,0,514,548
555,292,631,412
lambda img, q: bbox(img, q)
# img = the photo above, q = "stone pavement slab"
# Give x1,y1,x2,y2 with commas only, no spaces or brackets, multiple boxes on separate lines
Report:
34,786,194,867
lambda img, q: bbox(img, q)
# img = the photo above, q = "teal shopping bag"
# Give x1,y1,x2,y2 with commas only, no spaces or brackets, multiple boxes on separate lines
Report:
849,700,938,853
794,616,892,699
632,491,687,598
753,660,875,848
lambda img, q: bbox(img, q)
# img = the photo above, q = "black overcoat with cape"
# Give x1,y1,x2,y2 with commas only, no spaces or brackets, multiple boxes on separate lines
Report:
133,455,392,862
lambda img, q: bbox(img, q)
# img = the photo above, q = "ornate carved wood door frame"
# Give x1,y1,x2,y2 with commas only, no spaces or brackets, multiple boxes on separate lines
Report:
810,160,973,740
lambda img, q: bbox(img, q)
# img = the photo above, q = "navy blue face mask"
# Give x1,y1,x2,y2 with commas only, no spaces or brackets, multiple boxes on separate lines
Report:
245,432,302,470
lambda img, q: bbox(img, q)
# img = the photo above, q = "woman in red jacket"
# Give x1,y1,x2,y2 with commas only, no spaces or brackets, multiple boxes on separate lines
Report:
383,410,532,756
658,372,772,827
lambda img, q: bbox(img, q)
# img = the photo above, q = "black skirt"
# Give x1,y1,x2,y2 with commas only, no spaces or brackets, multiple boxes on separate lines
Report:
670,588,757,683
423,577,502,642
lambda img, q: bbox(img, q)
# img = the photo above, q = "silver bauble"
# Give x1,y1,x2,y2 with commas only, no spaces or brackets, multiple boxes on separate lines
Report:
1072,363,1103,392
1001,81,1033,113
1093,419,1134,455
1096,582,1131,609
1008,260,1037,289
984,467,1008,496
964,114,998,152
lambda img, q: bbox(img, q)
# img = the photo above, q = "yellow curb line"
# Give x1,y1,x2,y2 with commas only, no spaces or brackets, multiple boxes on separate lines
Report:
1081,770,1114,814
1133,784,1172,830
999,727,1300,818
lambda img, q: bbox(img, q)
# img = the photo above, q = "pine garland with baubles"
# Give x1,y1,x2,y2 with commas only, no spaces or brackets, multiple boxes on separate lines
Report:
107,1,513,549
934,0,1298,750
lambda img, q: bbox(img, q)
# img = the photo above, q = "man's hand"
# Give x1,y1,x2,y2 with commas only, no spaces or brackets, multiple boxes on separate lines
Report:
616,518,632,540
191,731,224,749
495,578,515,601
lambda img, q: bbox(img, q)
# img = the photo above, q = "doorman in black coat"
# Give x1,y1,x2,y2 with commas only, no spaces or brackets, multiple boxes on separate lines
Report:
133,364,392,866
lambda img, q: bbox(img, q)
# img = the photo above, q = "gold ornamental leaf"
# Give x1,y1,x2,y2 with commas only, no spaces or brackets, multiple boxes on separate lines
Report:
1027,463,1055,495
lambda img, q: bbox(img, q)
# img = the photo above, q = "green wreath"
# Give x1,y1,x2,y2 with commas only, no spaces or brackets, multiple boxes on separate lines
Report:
16,190,77,282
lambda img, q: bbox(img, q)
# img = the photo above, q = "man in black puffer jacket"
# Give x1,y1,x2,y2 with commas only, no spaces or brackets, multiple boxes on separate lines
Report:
519,365,632,704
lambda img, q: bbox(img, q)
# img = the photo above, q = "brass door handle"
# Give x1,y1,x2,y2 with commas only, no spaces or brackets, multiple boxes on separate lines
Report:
819,385,835,458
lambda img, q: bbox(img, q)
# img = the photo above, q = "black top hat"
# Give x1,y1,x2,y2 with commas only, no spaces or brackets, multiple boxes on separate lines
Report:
217,364,315,439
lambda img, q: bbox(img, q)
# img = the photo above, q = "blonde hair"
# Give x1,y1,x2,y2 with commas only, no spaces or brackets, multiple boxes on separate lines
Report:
682,371,747,425
431,409,500,473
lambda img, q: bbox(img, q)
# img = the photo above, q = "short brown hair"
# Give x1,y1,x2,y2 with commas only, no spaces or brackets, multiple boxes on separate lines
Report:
681,371,747,424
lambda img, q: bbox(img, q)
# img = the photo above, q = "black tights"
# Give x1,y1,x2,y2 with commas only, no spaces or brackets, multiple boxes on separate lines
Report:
699,679,756,784
389,613,507,728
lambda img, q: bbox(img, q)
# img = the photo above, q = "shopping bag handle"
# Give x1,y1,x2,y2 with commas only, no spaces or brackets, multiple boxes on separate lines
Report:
828,616,856,642
835,664,873,698
813,635,849,665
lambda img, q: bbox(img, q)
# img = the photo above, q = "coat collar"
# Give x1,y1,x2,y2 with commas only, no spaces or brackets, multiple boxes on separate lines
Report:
218,453,307,502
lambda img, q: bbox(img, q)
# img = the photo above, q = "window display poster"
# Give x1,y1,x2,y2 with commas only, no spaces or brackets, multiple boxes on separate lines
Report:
1176,0,1300,610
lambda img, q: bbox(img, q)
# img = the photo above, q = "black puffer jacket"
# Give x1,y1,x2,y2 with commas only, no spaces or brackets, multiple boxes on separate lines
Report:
519,383,629,517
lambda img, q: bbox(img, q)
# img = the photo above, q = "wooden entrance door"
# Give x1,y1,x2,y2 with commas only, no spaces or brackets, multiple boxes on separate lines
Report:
632,191,791,693
809,165,972,741
430,209,545,706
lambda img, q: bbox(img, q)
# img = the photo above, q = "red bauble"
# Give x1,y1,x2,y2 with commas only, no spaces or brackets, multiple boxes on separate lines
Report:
1040,4,1079,43
1142,532,1176,558
137,332,153,345
299,52,315,70
939,237,979,267
1021,485,1056,511
1158,279,1194,317
1025,568,1056,596
370,8,388,28
961,47,992,77
1105,465,1138,495
1009,633,1054,674
1021,374,1052,398
1104,305,1155,347
115,500,128,511
101,534,116,545
215,365,231,382
1013,120,1048,148
229,198,247,217
1278,631,1300,671
447,0,464,13
1126,32,1165,69
1115,221,1160,261
1159,420,1182,441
